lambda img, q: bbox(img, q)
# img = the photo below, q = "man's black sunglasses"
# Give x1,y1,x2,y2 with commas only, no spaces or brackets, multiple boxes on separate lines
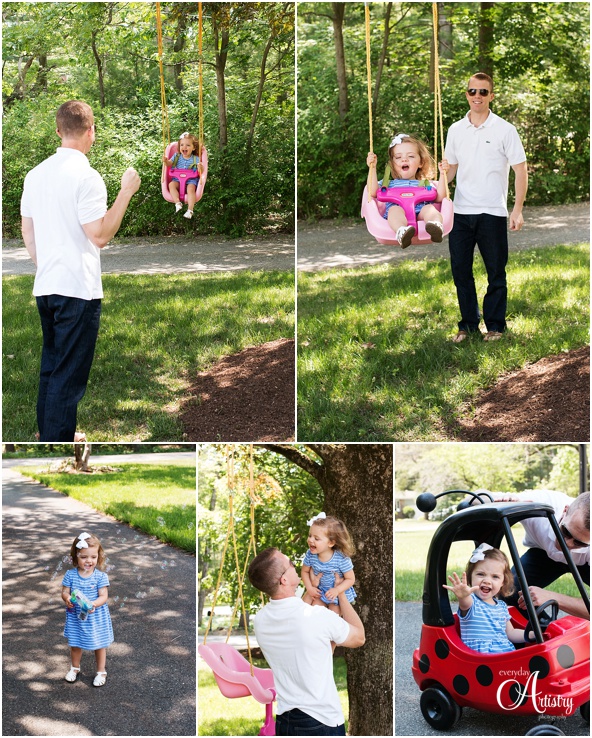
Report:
560,523,588,549
467,88,491,97
279,559,297,582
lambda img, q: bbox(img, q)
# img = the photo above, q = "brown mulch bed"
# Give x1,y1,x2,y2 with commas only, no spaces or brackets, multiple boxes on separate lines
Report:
453,346,590,442
179,338,295,442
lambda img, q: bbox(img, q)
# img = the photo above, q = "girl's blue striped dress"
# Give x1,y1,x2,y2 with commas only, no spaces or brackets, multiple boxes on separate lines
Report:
62,569,114,649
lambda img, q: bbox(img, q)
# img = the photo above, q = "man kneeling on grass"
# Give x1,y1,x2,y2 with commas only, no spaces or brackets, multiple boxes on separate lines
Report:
248,547,365,736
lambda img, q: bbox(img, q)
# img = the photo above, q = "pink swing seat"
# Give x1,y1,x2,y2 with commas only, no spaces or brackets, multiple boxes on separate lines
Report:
361,182,454,246
198,642,276,736
162,141,208,204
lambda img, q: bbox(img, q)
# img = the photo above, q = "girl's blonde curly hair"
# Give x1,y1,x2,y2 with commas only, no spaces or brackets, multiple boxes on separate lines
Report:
309,515,355,558
388,133,436,180
465,547,515,597
70,533,106,570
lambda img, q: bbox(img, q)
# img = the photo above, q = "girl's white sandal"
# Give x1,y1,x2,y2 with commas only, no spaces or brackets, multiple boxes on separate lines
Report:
65,666,80,682
93,671,107,687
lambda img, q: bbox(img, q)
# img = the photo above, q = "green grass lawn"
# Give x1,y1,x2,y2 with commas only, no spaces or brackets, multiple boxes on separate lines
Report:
21,463,196,552
198,656,348,736
2,270,294,441
395,520,588,602
298,244,589,440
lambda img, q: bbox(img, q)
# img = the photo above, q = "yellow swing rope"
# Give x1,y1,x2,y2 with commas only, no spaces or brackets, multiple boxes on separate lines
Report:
156,2,170,186
432,2,449,199
198,1,204,156
157,4,204,170
364,3,373,158
364,3,449,200
203,446,264,678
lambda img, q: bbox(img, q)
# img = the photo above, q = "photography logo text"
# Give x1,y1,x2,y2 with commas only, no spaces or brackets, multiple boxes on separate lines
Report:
497,669,574,715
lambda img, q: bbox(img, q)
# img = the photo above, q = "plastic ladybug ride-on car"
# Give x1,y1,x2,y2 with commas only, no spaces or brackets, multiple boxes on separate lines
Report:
411,490,590,734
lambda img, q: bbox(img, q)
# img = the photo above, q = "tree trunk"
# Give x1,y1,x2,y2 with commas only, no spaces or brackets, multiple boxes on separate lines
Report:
331,3,349,120
247,35,273,159
91,30,105,108
438,2,453,60
173,14,187,92
74,443,92,472
373,3,392,115
4,55,34,106
478,1,495,77
263,444,394,737
197,485,218,626
212,21,229,149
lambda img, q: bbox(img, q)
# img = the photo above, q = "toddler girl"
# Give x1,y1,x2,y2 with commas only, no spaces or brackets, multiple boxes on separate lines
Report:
443,543,525,653
301,512,356,614
61,532,113,686
163,131,204,219
366,133,449,248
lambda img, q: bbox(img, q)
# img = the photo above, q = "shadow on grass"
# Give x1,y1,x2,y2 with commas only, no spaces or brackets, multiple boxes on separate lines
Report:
2,271,294,441
297,247,589,441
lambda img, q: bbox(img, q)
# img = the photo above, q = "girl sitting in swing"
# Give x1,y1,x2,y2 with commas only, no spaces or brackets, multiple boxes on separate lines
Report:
366,133,449,248
163,131,204,219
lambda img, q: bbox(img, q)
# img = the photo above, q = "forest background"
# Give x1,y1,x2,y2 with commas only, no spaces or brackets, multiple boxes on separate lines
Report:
297,1,590,219
2,2,295,238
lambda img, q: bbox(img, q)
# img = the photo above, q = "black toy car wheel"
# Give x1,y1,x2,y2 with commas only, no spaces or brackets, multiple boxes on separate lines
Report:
581,701,590,723
525,725,565,735
420,686,462,730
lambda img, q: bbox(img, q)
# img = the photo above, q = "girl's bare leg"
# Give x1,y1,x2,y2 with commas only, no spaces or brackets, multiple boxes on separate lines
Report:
418,203,443,223
328,603,341,616
95,648,107,673
168,181,181,204
386,204,408,233
186,183,197,212
70,646,82,668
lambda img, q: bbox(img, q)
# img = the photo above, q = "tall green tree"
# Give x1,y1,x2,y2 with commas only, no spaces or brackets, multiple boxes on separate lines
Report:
263,444,393,738
297,1,590,217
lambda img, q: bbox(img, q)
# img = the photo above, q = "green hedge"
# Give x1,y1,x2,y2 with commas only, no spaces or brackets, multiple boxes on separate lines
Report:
3,93,294,239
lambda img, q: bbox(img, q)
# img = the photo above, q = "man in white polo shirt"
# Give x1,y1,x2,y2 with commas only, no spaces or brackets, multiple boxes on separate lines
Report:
472,490,589,618
444,72,528,344
21,100,140,441
248,547,365,736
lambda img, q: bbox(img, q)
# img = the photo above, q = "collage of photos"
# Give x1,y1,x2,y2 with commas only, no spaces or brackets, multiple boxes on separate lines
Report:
1,1,589,738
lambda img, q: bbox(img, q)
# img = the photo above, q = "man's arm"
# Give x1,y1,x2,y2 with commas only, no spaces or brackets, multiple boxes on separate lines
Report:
445,162,458,183
519,586,589,620
335,591,365,648
509,161,528,231
82,168,140,249
21,217,37,266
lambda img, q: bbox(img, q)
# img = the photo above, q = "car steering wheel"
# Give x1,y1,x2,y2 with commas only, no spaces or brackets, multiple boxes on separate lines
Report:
524,599,559,643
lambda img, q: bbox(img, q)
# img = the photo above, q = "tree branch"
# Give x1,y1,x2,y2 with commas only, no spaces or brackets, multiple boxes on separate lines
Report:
259,444,325,481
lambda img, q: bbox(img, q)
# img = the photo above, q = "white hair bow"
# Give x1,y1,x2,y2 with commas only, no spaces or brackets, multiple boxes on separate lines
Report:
307,512,326,527
470,543,494,563
389,133,410,148
76,532,91,549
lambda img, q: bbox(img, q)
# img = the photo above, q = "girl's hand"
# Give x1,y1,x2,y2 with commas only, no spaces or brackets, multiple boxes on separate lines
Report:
438,159,450,174
163,154,170,164
442,571,478,599
306,586,322,599
367,152,378,168
325,587,338,601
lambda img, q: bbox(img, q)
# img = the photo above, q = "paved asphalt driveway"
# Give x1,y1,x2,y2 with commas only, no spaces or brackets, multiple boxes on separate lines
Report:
395,601,589,736
2,461,196,736
2,235,295,276
298,202,590,271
